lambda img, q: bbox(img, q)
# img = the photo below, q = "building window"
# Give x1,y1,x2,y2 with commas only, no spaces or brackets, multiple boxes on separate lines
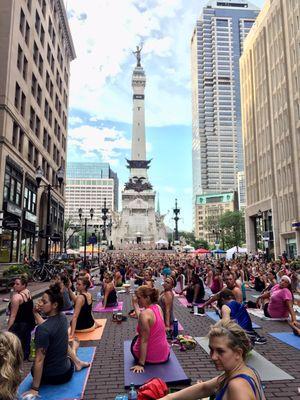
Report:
4,165,23,207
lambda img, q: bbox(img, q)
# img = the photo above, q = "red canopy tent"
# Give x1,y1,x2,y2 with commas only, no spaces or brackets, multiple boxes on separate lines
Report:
194,248,211,254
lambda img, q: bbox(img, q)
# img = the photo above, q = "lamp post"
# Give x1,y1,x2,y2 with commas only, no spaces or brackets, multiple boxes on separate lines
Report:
78,207,94,267
101,198,109,243
35,166,64,262
212,228,221,249
173,198,180,243
256,209,263,252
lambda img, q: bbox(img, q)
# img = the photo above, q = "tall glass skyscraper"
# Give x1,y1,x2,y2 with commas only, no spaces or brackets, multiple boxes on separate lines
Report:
191,0,259,202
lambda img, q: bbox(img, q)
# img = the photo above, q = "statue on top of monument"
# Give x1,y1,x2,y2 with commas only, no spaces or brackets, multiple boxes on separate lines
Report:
133,44,143,67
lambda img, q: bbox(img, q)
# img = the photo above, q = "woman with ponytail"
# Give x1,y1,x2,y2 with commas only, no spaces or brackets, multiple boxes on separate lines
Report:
21,283,89,399
130,285,170,373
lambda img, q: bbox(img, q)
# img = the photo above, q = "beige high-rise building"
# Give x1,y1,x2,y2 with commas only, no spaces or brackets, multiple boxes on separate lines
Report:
240,0,300,258
0,0,75,263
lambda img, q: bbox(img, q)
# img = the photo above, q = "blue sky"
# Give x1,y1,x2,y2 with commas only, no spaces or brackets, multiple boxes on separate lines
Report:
65,0,265,231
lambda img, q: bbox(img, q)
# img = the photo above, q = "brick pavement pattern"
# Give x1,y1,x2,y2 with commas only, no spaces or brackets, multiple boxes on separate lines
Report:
20,287,300,400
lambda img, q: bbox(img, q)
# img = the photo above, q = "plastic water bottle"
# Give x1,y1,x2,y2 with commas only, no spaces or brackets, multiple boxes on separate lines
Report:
128,383,137,400
173,319,179,338
96,291,102,303
30,338,36,359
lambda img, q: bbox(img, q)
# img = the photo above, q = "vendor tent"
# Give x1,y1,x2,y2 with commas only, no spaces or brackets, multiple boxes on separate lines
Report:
226,246,247,259
156,239,168,245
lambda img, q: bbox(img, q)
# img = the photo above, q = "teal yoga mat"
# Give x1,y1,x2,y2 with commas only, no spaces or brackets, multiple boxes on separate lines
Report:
18,347,95,399
270,332,300,350
206,311,261,329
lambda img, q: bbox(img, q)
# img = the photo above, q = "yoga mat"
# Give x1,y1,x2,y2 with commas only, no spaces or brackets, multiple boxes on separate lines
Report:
18,347,96,399
93,301,123,313
206,311,261,329
123,341,190,388
270,332,300,350
178,298,204,307
71,319,106,341
195,337,294,381
248,309,300,321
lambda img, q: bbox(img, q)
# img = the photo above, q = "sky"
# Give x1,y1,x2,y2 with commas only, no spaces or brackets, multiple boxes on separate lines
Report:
65,0,265,231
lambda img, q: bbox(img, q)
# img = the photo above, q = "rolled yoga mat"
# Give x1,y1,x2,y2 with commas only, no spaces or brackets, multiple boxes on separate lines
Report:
205,311,261,329
270,332,300,350
18,347,96,399
93,301,123,313
123,340,190,388
195,337,294,381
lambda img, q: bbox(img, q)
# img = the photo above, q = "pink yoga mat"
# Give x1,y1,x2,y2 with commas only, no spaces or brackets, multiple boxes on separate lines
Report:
93,301,123,313
178,298,204,307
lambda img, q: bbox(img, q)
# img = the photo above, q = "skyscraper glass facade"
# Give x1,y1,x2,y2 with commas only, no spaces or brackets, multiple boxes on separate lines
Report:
191,0,259,201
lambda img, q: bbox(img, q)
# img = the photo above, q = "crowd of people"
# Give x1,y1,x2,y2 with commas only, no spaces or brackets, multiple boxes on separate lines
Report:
1,250,299,399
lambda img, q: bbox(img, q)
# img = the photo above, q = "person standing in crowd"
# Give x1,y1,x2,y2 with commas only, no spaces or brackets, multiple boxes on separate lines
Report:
7,275,35,361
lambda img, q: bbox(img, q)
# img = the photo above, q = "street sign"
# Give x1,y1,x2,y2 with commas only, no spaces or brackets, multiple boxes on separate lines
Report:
50,233,61,242
2,215,21,230
88,234,97,245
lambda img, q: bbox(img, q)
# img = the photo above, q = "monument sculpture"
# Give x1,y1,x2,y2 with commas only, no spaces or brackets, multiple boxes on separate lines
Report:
111,48,167,247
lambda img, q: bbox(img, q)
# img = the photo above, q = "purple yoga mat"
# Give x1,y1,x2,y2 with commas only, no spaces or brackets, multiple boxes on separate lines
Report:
123,340,190,388
93,301,123,313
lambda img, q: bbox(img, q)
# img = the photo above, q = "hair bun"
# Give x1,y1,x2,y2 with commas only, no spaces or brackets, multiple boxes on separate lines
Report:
49,282,61,294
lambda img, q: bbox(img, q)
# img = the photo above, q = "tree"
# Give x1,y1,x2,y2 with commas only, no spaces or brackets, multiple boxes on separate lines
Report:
63,218,82,252
178,231,209,250
219,211,245,249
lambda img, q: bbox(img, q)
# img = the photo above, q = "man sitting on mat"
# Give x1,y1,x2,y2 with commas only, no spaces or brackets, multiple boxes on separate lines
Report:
219,289,267,346
21,284,90,399
130,286,170,373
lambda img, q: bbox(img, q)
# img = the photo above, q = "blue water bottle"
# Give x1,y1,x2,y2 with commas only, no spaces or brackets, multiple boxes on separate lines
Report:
128,383,137,400
173,318,179,338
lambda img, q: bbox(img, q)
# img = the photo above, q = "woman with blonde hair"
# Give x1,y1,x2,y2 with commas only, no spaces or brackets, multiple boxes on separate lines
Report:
0,331,23,400
159,320,265,400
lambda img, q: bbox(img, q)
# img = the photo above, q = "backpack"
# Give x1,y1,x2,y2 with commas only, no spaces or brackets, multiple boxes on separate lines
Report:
137,377,169,400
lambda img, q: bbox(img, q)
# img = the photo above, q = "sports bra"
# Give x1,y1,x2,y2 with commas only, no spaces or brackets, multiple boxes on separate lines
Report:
215,371,264,400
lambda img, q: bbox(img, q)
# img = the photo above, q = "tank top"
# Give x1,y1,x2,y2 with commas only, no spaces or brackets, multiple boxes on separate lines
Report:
75,293,94,330
133,304,170,363
211,277,221,294
215,371,264,400
158,291,174,326
105,288,117,306
12,292,35,327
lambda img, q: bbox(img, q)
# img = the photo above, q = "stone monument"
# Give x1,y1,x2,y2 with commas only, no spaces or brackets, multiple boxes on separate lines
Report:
111,48,167,247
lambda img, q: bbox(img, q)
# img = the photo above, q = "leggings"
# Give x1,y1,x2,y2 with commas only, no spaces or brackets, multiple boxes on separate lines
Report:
32,360,74,385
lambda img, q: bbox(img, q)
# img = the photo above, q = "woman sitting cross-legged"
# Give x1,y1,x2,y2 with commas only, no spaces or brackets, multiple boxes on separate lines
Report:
158,277,175,334
159,320,266,400
102,272,118,308
130,286,170,373
182,272,205,305
70,277,100,338
21,284,90,399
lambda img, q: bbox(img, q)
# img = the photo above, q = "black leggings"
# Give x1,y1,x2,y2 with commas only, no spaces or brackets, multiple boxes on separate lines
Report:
32,361,74,385
9,322,32,360
263,303,272,318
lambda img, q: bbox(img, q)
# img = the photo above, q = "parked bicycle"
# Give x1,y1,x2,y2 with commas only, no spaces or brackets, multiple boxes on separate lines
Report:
30,262,62,282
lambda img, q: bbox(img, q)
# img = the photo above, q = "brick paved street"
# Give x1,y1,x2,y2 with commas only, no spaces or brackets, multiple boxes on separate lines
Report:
11,283,300,399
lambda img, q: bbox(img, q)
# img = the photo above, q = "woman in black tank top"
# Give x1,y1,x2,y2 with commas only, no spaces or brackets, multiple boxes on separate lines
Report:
69,277,100,338
102,272,118,307
7,275,35,360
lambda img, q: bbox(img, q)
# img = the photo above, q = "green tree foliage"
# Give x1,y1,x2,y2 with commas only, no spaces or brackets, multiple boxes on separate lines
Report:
178,231,209,250
219,211,245,249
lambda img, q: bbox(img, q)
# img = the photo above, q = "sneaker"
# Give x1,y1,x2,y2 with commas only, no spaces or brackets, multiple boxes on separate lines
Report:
254,336,267,345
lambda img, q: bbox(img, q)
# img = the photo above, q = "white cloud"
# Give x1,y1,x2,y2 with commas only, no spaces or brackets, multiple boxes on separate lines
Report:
68,125,131,164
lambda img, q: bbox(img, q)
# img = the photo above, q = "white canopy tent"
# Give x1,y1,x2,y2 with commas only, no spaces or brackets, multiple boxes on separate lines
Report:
226,246,247,260
156,239,168,245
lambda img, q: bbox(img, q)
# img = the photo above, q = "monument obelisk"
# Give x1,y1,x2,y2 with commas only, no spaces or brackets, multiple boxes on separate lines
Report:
111,47,167,247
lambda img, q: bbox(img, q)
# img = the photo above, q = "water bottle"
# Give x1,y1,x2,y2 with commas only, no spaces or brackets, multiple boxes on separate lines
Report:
173,319,179,338
30,338,36,359
128,383,137,400
96,291,102,303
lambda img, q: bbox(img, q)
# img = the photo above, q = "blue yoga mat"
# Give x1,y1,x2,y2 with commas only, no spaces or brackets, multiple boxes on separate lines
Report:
206,311,261,329
18,347,95,400
270,332,300,350
123,341,190,388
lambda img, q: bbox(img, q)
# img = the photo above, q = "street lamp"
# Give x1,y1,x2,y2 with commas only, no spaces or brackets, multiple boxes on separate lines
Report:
35,166,64,262
101,198,109,243
173,198,180,243
78,207,94,267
